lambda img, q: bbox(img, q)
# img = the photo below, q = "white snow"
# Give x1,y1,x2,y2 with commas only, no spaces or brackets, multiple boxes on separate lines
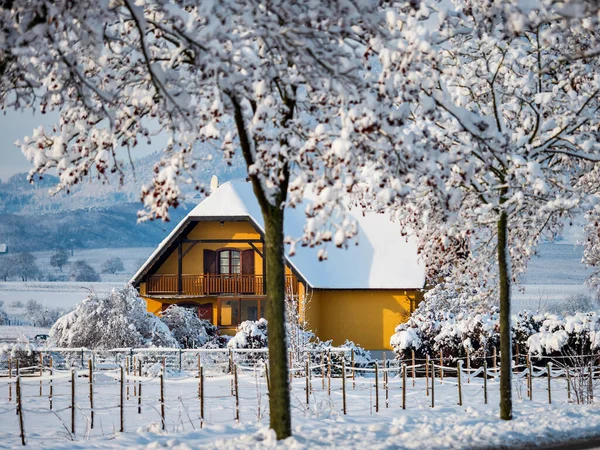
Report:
133,180,426,290
1,368,600,449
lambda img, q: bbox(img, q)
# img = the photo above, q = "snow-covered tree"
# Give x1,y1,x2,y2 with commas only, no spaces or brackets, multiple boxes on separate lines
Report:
13,252,40,281
100,257,124,274
0,1,426,438
50,249,70,272
160,304,220,349
50,285,177,349
70,260,100,282
356,1,600,420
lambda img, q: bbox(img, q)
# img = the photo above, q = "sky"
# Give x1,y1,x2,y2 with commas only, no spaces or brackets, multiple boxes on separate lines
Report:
0,109,158,181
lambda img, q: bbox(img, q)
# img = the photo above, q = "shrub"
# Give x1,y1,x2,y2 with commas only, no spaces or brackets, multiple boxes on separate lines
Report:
160,305,223,348
50,285,177,349
227,318,268,350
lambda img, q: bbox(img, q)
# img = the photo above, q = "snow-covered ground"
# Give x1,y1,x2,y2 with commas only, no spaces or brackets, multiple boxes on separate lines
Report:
0,326,49,340
1,368,600,449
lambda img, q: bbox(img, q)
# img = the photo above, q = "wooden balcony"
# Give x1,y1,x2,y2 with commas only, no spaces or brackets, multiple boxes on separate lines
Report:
146,274,298,296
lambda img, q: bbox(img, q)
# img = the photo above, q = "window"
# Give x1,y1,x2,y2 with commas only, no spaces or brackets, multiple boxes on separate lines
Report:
218,298,265,327
219,250,241,275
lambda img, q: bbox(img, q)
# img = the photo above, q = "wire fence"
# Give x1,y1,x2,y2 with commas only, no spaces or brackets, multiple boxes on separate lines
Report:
0,348,599,446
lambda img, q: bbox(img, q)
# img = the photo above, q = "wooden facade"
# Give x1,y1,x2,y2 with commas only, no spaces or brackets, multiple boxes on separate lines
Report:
134,218,305,333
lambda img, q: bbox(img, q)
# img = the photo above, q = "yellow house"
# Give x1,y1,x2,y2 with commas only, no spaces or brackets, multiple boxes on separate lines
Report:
131,180,425,351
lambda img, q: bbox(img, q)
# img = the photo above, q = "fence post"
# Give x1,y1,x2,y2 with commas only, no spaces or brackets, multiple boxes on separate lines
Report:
179,349,183,373
234,364,240,423
16,376,25,446
321,352,325,390
515,343,520,367
588,361,594,403
265,364,271,397
567,369,571,402
327,350,331,396
385,365,389,408
160,370,166,431
71,367,76,436
80,349,84,369
483,360,488,405
8,356,12,403
15,359,19,415
402,363,406,410
88,359,94,429
126,356,130,401
493,346,497,373
411,349,416,387
431,360,435,408
229,349,234,396
39,352,43,396
351,349,355,391
138,359,142,415
466,348,470,384
49,356,53,410
547,362,552,404
457,361,463,406
133,356,137,397
199,365,204,428
425,354,429,396
374,362,379,412
439,349,443,380
305,360,310,406
528,359,533,401
120,364,125,433
342,359,347,415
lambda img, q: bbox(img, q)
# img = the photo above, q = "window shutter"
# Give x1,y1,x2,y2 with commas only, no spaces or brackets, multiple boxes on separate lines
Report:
242,249,255,274
204,249,217,274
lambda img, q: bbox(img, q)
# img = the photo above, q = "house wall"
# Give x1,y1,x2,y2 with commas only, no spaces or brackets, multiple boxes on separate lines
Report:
155,221,265,275
306,289,423,351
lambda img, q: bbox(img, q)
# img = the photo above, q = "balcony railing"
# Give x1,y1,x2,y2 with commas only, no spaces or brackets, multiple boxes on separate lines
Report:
146,274,298,296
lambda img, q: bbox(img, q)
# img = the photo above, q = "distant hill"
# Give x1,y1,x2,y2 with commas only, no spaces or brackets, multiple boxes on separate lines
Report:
0,148,247,252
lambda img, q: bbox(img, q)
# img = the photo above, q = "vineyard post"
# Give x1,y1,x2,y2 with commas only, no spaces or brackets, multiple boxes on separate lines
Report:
234,364,240,423
305,360,310,406
88,359,94,429
342,359,347,415
49,356,53,410
138,359,142,414
547,362,552,404
120,364,125,433
457,361,463,406
160,370,165,431
411,350,416,386
375,362,379,413
199,365,204,428
71,367,76,436
483,360,488,405
402,363,406,410
351,349,355,390
425,354,429,396
16,376,25,446
431,360,435,408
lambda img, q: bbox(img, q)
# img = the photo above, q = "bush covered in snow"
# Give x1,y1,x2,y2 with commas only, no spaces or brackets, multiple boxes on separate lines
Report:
0,337,39,370
50,285,177,349
160,305,223,349
391,291,600,364
227,318,268,350
70,260,100,282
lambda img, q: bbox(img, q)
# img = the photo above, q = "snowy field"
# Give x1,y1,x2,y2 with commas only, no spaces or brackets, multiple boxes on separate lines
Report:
1,365,600,449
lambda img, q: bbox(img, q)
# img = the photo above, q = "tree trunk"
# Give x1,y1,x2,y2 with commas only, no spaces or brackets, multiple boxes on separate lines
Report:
264,207,292,439
498,209,513,420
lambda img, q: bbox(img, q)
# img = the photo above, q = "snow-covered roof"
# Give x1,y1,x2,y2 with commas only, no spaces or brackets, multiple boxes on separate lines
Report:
132,180,425,290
